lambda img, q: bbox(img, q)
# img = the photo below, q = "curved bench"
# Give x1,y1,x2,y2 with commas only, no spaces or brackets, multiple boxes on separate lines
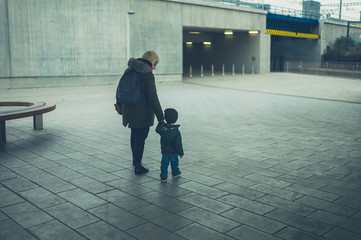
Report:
0,102,56,143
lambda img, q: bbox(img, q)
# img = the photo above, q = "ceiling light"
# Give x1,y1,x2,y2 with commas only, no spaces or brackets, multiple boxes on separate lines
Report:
203,42,211,45
189,32,201,34
224,30,233,35
186,42,193,45
249,30,259,34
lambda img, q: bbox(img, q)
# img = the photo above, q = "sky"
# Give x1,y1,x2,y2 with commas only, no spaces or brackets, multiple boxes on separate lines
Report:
257,0,361,20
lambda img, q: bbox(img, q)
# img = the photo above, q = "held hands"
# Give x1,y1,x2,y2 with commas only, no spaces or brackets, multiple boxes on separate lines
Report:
114,103,122,115
180,155,183,159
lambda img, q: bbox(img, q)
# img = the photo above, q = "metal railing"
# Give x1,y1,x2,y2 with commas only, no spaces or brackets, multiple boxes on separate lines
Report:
184,63,256,77
266,5,321,20
199,0,322,20
284,60,361,78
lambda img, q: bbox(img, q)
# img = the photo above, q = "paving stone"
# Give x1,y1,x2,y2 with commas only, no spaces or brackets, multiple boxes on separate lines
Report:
139,191,192,213
11,164,53,180
77,167,119,182
0,211,8,221
214,182,265,200
0,187,25,208
7,149,39,160
296,195,357,217
1,75,361,240
265,208,332,235
97,189,150,210
277,174,335,189
78,221,136,240
221,207,286,234
31,175,77,193
30,148,68,161
45,202,99,229
86,159,124,172
181,171,224,186
0,155,31,169
56,158,93,171
179,181,228,199
126,222,184,240
256,194,316,216
250,183,303,201
217,194,275,215
351,211,361,221
321,184,361,200
324,227,361,240
112,168,156,184
212,172,257,187
178,206,240,233
226,225,282,240
19,187,66,208
22,156,60,169
309,210,361,235
141,179,191,197
0,219,37,240
178,192,232,214
89,203,145,230
57,188,107,210
28,219,88,240
1,202,53,228
44,165,85,180
176,223,234,240
106,178,154,196
285,184,341,202
0,169,18,181
275,226,327,240
69,176,113,194
269,165,316,179
245,173,292,188
132,205,192,232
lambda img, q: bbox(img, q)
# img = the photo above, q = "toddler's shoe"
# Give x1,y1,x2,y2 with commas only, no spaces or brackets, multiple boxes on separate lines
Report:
160,174,167,183
172,171,181,178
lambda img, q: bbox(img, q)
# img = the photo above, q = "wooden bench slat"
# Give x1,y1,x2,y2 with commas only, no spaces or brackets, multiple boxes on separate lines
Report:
0,102,56,121
0,101,56,144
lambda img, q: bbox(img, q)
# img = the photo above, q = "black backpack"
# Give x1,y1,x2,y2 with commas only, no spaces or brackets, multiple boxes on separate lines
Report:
116,68,143,106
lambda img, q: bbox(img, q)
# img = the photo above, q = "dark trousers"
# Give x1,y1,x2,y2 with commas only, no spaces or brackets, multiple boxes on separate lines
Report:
130,127,150,167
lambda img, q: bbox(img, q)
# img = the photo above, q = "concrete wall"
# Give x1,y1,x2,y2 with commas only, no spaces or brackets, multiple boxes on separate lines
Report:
0,0,10,77
129,0,183,79
319,20,361,58
0,0,268,89
1,0,129,88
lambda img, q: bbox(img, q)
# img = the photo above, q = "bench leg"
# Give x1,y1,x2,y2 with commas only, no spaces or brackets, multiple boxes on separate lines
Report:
33,114,43,130
0,121,6,144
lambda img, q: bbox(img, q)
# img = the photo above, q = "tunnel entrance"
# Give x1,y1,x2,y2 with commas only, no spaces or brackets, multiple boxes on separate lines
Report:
270,35,320,72
183,27,260,78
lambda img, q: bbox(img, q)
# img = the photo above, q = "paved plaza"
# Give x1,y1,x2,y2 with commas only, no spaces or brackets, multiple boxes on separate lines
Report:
1,73,361,240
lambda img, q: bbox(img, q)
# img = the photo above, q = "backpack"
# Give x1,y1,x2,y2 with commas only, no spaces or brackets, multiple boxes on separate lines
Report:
115,68,143,106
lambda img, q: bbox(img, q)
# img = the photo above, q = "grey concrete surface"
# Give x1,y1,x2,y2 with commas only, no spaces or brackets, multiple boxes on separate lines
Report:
0,0,268,89
1,73,361,240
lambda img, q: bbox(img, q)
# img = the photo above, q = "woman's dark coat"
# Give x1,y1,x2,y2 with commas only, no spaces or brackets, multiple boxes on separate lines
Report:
121,58,164,128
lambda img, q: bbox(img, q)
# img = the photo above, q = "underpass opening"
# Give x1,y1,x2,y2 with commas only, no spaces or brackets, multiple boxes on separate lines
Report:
183,27,261,78
270,35,320,72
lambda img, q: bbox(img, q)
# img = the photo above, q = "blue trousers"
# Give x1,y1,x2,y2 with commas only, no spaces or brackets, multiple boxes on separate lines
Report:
160,154,180,176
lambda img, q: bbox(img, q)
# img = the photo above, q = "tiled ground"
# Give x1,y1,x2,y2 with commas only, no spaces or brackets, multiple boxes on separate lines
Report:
1,73,361,240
